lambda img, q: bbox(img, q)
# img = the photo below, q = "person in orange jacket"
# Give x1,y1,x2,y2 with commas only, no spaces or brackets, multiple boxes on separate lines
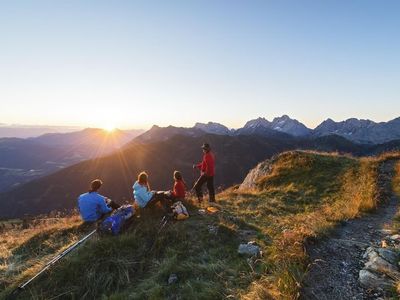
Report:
193,143,215,203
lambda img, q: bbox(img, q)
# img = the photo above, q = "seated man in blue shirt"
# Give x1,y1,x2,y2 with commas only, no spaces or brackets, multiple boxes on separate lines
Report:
78,179,120,222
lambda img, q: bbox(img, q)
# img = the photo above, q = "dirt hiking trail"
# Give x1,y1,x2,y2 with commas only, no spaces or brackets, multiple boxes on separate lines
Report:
301,160,399,300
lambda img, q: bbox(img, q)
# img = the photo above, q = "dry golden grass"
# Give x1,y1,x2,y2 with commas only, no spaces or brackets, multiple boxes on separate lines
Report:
0,214,84,290
393,161,400,197
220,151,391,299
390,160,400,234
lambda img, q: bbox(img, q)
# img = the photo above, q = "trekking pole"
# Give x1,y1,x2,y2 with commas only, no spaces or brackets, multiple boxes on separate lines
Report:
149,215,170,252
8,229,97,299
191,166,197,193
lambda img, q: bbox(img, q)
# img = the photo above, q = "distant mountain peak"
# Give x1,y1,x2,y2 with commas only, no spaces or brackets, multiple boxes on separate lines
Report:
324,118,336,123
270,115,311,136
194,122,233,135
273,114,291,121
314,117,400,144
243,117,270,129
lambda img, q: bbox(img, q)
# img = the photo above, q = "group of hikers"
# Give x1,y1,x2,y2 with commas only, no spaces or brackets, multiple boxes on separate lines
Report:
78,143,216,222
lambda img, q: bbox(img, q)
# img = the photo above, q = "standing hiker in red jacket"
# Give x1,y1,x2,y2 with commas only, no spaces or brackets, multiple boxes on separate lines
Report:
193,143,215,203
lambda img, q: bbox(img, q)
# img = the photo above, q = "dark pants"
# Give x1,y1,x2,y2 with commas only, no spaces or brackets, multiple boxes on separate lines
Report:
194,175,215,202
146,191,172,211
107,199,121,210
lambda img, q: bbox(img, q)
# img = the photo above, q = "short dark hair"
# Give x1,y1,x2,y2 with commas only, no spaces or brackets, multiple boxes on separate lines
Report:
201,143,211,151
174,170,182,181
89,179,103,193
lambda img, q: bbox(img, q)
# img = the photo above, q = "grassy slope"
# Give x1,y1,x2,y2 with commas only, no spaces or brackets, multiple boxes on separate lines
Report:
393,160,400,201
391,160,400,231
0,151,393,300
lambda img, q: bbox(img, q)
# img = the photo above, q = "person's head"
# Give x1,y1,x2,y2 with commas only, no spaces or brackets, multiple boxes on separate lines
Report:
138,171,148,185
173,170,183,181
201,143,211,153
89,179,103,193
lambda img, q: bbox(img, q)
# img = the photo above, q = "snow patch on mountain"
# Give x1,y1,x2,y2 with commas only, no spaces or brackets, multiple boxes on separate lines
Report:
194,122,234,135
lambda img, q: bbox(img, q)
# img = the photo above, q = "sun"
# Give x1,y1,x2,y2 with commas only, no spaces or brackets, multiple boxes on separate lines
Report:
104,124,116,132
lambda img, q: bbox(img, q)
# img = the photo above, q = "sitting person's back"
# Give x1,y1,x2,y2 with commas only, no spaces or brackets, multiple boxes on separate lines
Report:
133,179,154,208
78,179,117,222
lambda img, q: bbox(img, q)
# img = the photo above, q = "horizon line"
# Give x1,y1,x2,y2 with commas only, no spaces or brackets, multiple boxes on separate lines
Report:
1,114,399,131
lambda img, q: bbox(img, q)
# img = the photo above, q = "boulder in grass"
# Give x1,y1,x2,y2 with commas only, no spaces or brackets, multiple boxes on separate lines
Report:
208,225,218,235
168,274,178,285
238,241,261,257
239,160,272,190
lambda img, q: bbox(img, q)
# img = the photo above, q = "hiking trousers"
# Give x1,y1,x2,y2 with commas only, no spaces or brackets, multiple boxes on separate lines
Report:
107,199,121,210
146,191,172,211
194,174,215,202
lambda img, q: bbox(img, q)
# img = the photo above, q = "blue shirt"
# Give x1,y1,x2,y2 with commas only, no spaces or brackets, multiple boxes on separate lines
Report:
78,192,112,222
133,181,154,208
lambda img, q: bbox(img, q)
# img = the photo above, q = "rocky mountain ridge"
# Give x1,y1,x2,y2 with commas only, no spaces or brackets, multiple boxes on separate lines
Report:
139,115,400,144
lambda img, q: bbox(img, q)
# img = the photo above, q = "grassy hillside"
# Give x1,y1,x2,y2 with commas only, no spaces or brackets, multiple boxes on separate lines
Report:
0,151,394,299
393,160,400,197
391,160,400,233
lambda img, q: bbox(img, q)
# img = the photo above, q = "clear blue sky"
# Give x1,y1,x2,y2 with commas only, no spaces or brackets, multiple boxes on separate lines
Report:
0,0,399,129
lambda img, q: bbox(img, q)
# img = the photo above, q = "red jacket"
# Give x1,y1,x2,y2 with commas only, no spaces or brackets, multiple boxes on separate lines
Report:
197,151,215,177
172,180,186,198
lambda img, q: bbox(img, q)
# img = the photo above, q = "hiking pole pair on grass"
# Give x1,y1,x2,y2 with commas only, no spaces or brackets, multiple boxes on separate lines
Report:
148,214,171,252
7,229,97,300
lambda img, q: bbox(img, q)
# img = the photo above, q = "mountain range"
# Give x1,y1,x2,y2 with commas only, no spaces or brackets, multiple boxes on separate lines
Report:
141,115,400,144
0,124,82,138
0,128,144,192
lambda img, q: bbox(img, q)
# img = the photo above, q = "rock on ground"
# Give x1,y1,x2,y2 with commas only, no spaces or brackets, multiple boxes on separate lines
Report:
239,160,272,190
238,242,261,257
168,273,178,285
359,269,394,291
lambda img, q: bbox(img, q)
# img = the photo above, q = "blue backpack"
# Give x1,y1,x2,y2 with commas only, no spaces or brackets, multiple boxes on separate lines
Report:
99,205,135,235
